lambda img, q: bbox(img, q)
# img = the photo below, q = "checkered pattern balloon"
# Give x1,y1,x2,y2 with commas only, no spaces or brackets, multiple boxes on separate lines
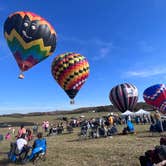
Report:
51,52,90,100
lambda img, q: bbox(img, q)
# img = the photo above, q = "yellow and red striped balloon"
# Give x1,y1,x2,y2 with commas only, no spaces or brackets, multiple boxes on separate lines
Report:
51,52,90,103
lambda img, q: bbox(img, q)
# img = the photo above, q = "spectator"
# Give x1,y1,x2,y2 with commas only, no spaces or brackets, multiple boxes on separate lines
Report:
28,132,47,161
17,124,26,139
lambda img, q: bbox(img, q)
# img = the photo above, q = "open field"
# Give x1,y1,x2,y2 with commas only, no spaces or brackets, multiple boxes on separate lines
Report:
0,112,164,166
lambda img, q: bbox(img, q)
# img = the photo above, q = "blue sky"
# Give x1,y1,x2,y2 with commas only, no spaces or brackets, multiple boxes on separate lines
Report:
0,0,166,114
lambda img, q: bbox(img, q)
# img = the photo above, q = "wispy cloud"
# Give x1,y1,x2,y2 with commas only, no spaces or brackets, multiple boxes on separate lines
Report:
138,41,155,53
0,7,5,11
60,35,113,61
125,67,166,78
92,39,113,61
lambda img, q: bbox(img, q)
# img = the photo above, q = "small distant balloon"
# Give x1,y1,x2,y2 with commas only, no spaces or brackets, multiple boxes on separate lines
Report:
143,84,166,114
4,11,57,79
109,83,138,113
51,52,90,104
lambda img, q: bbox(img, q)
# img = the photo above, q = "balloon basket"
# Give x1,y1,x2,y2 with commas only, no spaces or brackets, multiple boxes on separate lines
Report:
70,99,75,104
18,73,24,79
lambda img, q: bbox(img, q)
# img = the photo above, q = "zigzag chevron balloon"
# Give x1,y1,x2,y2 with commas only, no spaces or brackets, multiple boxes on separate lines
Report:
4,11,56,77
51,52,90,103
143,84,166,114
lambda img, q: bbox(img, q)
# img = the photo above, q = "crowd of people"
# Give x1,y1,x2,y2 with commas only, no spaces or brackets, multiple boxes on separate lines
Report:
2,110,166,165
78,113,135,139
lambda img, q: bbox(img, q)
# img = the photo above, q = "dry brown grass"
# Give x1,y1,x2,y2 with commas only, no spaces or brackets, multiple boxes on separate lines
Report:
0,113,163,166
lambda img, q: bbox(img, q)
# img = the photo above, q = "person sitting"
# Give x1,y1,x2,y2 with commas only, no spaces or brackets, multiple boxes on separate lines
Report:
32,123,38,135
107,124,118,136
127,120,134,132
28,132,47,161
139,145,166,166
0,134,3,141
26,128,33,141
15,134,30,160
47,126,57,136
57,123,64,134
5,132,11,140
66,123,73,133
98,125,106,137
122,120,134,134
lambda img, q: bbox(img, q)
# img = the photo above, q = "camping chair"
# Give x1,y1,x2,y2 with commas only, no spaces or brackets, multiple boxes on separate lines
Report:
8,142,27,163
29,147,46,164
0,134,3,141
78,126,88,140
66,125,73,133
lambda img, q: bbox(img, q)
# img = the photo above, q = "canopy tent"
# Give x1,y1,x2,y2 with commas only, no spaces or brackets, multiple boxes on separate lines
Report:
135,109,150,115
121,110,134,116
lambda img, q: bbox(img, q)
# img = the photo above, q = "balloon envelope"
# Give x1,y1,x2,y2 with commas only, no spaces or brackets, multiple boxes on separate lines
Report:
143,84,166,114
4,11,56,74
109,83,138,113
51,52,90,101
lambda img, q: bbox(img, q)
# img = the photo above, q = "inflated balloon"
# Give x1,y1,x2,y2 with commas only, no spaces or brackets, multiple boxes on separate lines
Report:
4,11,57,79
51,52,90,104
109,83,138,113
143,84,166,114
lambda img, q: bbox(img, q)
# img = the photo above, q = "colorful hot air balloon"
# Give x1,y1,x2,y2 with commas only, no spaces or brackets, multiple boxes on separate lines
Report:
4,11,57,79
109,83,138,113
51,52,90,104
143,84,166,114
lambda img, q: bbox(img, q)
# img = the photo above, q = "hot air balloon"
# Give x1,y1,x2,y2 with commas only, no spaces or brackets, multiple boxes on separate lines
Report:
143,84,166,114
51,52,90,104
4,11,57,79
109,83,138,113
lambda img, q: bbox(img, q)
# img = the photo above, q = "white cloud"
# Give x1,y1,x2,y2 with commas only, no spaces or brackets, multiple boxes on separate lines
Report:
60,35,113,61
125,67,166,78
92,39,113,61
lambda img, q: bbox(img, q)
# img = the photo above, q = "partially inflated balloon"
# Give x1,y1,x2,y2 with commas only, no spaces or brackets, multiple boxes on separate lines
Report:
143,84,166,114
51,52,90,104
109,83,138,113
4,11,56,78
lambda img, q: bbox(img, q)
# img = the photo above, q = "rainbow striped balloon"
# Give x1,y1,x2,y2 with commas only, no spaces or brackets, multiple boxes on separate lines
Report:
4,11,56,77
51,52,90,103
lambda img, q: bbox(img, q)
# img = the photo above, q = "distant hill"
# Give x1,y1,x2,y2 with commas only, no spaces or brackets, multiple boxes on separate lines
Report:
0,102,154,117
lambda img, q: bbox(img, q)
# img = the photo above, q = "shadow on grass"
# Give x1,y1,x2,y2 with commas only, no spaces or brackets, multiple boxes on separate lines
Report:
0,121,34,128
0,152,10,166
0,158,27,166
0,159,10,166
137,132,166,138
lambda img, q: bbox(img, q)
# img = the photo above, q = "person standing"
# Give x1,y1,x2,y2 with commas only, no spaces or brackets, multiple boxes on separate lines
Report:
17,124,26,139
154,110,163,132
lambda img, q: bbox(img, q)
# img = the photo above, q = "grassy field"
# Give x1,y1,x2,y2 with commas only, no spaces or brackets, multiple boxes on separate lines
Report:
0,112,163,166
